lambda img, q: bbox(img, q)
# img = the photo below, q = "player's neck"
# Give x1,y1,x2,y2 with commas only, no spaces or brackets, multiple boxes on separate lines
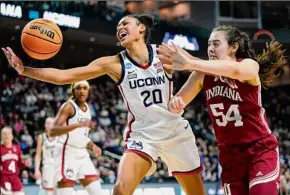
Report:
46,132,54,140
126,42,149,65
75,100,86,108
3,142,12,148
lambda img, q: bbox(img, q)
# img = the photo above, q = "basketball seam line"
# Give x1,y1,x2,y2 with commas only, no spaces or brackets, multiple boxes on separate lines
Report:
22,32,62,45
22,41,60,55
29,21,63,44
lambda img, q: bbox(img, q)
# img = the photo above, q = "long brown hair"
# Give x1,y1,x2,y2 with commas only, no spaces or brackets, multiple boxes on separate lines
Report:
213,25,288,88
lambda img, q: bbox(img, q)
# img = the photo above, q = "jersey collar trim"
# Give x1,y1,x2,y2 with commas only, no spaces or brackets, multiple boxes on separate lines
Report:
124,45,153,70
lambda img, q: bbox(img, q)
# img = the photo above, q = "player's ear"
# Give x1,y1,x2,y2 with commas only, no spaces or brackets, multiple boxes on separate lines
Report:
138,23,146,34
231,43,239,53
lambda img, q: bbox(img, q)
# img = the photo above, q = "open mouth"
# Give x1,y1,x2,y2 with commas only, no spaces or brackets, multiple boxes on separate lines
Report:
118,31,128,41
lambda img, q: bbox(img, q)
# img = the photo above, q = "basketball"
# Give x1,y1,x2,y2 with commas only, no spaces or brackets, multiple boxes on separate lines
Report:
21,18,63,60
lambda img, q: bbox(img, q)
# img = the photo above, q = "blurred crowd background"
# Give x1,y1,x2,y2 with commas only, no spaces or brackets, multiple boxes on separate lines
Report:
0,1,289,194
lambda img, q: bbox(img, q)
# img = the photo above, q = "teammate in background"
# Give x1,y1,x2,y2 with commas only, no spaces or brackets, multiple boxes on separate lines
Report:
157,25,287,195
34,117,60,195
1,126,28,195
2,14,206,195
48,80,103,195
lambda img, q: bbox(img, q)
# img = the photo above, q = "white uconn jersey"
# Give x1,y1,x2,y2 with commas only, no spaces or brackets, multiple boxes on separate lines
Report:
42,133,60,165
118,44,182,141
59,99,91,148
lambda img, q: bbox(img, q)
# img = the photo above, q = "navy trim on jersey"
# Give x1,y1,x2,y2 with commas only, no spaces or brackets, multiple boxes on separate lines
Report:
66,101,76,125
71,99,88,113
117,53,125,85
164,72,173,81
124,45,153,70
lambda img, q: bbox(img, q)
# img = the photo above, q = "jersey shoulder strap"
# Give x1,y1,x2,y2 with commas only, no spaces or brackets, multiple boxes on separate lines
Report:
68,99,78,110
42,132,47,143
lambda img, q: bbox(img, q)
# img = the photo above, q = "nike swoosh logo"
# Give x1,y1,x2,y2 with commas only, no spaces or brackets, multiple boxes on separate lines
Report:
128,70,136,74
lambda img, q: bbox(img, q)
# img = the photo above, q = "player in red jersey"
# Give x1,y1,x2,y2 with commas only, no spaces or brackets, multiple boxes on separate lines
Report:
1,126,28,195
157,25,287,195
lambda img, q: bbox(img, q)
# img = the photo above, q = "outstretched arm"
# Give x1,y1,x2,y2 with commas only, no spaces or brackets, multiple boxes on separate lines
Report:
50,102,94,137
2,47,121,84
157,43,259,81
183,58,259,81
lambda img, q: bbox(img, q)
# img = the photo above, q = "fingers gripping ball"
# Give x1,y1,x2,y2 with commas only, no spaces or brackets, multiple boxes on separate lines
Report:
21,18,63,60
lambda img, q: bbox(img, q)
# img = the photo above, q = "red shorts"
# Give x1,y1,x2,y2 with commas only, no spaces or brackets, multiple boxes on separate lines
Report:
219,134,280,195
0,174,23,194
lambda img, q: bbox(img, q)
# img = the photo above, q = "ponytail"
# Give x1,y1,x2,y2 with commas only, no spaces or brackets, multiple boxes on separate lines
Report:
256,41,287,88
128,14,157,43
213,25,288,88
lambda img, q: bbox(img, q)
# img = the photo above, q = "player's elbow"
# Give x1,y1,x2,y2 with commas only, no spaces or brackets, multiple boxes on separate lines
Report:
231,60,259,80
231,67,257,80
231,67,243,79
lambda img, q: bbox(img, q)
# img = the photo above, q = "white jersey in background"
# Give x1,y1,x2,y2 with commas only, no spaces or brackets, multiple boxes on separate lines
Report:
58,99,91,148
55,99,98,183
42,133,61,165
117,44,202,177
41,133,61,190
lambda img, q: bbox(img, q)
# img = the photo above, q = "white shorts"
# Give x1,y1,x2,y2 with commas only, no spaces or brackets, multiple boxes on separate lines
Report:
42,164,55,190
55,146,97,184
125,119,202,176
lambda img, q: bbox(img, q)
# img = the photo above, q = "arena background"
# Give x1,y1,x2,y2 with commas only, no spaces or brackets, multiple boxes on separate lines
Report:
0,1,289,195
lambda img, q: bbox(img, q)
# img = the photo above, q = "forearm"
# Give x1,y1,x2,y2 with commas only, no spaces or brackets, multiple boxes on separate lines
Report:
34,156,41,172
22,67,68,84
21,65,102,85
87,141,97,151
187,60,240,77
187,59,257,80
176,72,203,105
50,124,82,137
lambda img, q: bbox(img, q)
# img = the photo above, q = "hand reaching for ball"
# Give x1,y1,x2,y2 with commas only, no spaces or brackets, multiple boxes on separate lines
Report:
2,47,25,75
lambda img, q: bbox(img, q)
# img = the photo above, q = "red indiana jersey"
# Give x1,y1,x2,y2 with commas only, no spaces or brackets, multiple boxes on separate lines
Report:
0,144,26,175
203,72,271,145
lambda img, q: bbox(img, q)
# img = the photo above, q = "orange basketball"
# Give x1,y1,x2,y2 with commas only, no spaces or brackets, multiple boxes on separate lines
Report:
21,18,63,60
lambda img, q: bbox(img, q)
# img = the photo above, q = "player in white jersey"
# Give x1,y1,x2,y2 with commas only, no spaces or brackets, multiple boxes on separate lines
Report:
3,14,205,195
49,81,103,195
34,117,61,195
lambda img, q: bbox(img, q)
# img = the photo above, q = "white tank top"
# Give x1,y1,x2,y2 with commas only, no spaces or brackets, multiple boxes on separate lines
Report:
118,44,183,141
59,99,91,148
42,133,60,165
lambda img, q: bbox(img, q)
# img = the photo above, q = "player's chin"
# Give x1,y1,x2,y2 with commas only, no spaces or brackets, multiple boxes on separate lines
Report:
209,57,218,60
78,96,87,101
120,39,130,47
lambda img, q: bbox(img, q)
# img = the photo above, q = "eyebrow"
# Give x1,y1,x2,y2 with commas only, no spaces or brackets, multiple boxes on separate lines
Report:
208,40,221,43
117,19,128,27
